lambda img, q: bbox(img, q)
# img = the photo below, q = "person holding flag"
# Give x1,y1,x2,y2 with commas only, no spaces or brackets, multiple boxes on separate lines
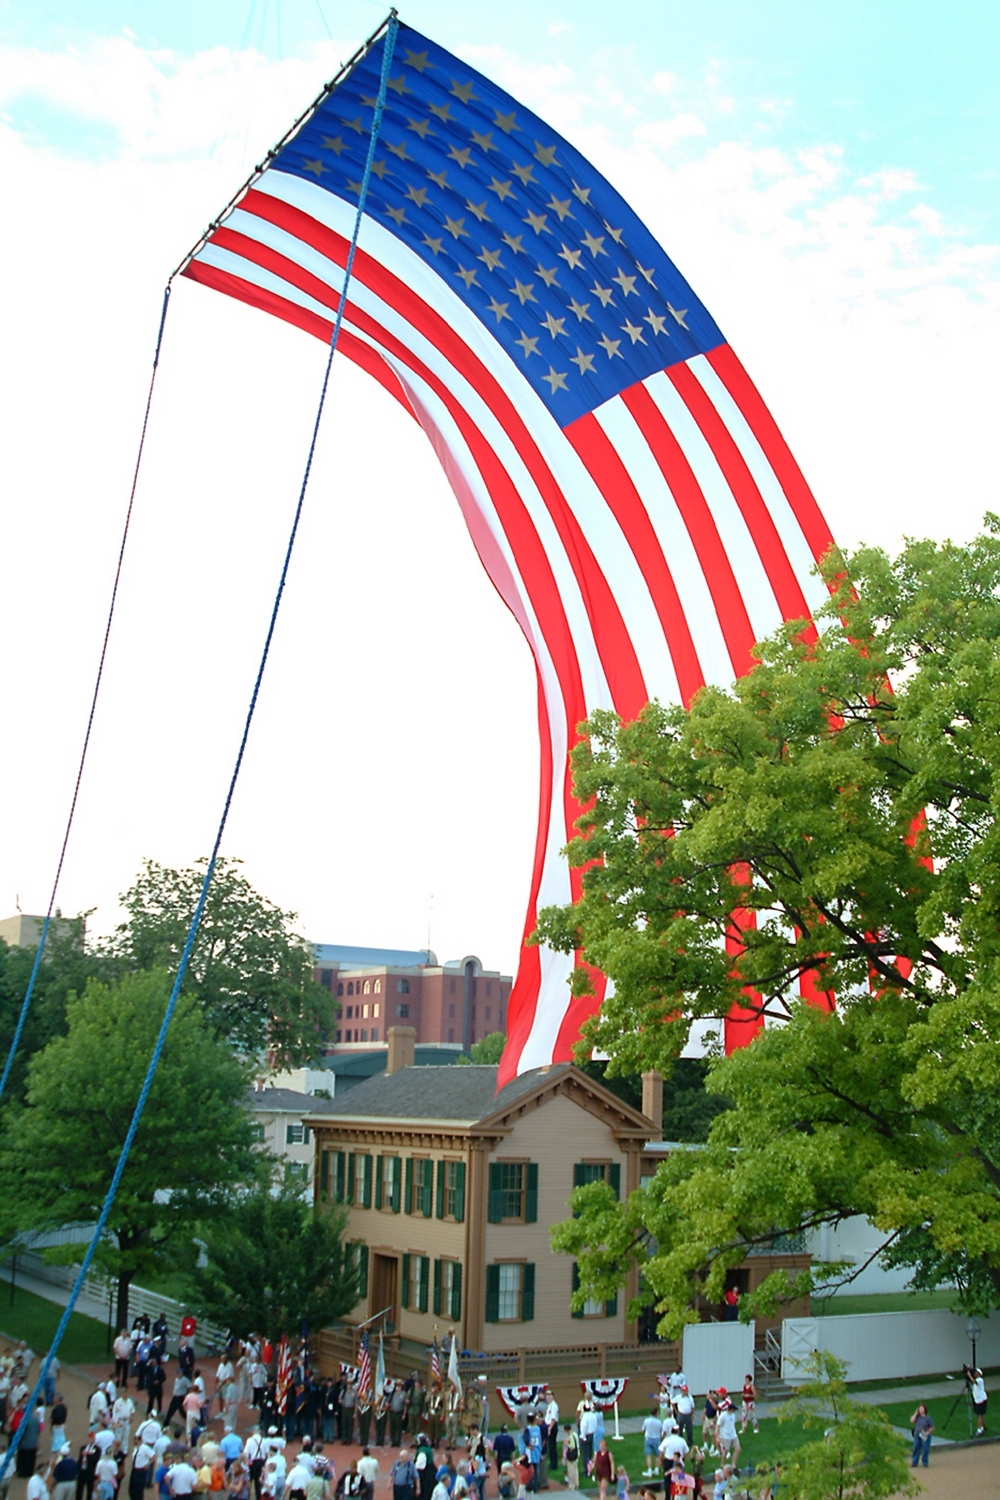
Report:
444,1338,463,1450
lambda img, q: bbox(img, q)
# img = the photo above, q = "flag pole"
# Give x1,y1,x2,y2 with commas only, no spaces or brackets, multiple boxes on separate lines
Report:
612,1397,623,1440
171,8,399,279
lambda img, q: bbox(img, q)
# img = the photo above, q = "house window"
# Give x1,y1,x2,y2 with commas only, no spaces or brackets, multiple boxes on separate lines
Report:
364,980,370,995
397,1004,409,1019
335,1029,342,1043
486,981,492,997
352,1153,373,1207
571,1263,618,1320
361,1028,367,1041
448,1028,455,1042
320,970,332,989
348,982,354,996
284,1161,308,1182
434,1258,462,1321
449,1004,455,1019
346,1006,353,1019
363,1004,369,1018
398,978,410,995
409,1157,434,1217
372,1027,379,1041
337,981,343,996
574,1161,621,1197
373,1004,380,1018
402,1253,430,1313
352,1241,369,1301
377,1154,402,1212
286,1123,307,1145
249,1121,265,1142
439,1159,465,1221
488,1161,538,1223
374,980,381,994
485,1008,491,1022
485,1262,535,1323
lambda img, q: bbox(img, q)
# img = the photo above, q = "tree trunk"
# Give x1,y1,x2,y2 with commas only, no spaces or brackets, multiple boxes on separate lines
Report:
116,1267,134,1335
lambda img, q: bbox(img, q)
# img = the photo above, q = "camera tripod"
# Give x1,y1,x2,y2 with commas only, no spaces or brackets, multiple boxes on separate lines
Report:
943,1376,975,1437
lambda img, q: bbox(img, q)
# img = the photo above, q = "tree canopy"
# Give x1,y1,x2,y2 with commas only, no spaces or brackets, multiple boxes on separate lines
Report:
541,522,1000,1327
0,969,259,1328
455,1031,507,1065
187,1180,359,1344
102,857,335,1065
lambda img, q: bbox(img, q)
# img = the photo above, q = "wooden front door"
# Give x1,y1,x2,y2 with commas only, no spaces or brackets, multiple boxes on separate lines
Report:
371,1253,399,1333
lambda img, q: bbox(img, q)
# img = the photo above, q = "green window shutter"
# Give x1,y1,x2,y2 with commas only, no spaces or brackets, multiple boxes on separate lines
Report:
487,1163,503,1223
433,1259,442,1316
365,1154,374,1207
375,1155,384,1210
419,1256,430,1314
402,1253,411,1310
347,1153,356,1204
422,1166,433,1218
485,1265,500,1323
405,1158,413,1215
335,1151,346,1203
357,1243,369,1300
573,1163,587,1189
605,1290,618,1319
451,1262,462,1322
609,1163,621,1200
522,1263,535,1322
320,1150,329,1197
571,1262,583,1319
525,1163,539,1222
436,1161,445,1219
454,1161,466,1223
391,1160,401,1213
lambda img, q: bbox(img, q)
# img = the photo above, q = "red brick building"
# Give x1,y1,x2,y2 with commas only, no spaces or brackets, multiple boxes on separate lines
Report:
313,944,511,1056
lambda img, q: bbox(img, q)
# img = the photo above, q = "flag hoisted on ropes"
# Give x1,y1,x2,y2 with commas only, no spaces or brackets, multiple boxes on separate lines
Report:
275,1336,292,1413
356,1329,373,1411
181,17,839,1082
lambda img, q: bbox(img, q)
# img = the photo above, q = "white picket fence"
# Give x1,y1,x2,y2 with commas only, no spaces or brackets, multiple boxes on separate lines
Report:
11,1249,228,1352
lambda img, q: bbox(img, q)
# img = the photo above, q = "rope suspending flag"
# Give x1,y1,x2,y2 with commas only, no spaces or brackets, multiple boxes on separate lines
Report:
180,17,839,1084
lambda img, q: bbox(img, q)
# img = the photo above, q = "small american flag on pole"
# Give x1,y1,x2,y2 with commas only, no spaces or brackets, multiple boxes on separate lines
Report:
276,1336,292,1413
356,1329,373,1411
182,17,840,1079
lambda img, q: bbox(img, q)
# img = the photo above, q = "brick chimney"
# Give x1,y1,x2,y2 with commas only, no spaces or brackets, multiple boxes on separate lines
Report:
386,1025,417,1074
641,1070,663,1136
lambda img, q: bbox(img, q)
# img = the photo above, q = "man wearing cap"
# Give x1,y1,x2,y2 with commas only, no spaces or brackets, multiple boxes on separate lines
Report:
51,1443,78,1500
675,1386,694,1448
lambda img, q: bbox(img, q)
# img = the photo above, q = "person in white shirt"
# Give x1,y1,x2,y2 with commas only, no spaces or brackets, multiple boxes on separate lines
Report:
356,1450,379,1489
970,1368,988,1436
714,1401,739,1464
674,1387,695,1447
543,1393,559,1470
138,1417,161,1449
579,1405,599,1470
658,1431,689,1471
167,1460,198,1497
641,1411,662,1475
96,1453,119,1500
114,1332,132,1388
89,1388,110,1428
93,1429,117,1458
113,1393,136,1452
26,1470,49,1500
287,1461,312,1500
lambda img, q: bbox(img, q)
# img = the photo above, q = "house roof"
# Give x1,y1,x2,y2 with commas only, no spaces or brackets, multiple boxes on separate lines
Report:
306,1063,656,1137
247,1087,343,1115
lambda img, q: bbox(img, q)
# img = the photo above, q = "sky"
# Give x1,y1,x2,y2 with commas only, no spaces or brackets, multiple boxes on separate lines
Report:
0,0,997,978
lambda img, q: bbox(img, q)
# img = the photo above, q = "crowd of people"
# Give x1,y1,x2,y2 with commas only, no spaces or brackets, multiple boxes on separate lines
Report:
0,1320,785,1500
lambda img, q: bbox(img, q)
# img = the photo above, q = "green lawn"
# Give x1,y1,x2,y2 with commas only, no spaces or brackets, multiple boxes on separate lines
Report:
814,1289,956,1317
551,1416,858,1489
0,1283,112,1367
879,1393,988,1441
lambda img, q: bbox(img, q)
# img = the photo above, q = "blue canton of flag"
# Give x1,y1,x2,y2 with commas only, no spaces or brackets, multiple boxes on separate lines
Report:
272,27,723,426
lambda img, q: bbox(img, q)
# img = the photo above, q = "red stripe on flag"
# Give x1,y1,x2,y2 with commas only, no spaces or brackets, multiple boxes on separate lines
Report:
666,363,816,633
620,381,757,679
564,410,704,708
706,345,835,570
227,192,651,721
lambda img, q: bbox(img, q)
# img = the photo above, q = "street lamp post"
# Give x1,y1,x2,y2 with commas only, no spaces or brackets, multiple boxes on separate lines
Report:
967,1316,981,1375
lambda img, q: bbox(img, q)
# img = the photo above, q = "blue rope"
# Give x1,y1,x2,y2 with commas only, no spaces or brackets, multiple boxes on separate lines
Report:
0,17,398,1485
0,284,173,1111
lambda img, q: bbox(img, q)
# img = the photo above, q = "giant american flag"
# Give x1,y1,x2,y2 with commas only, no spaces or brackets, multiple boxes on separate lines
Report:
181,18,838,1084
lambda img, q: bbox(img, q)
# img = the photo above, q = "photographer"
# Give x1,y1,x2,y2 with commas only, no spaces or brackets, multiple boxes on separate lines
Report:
969,1367,988,1437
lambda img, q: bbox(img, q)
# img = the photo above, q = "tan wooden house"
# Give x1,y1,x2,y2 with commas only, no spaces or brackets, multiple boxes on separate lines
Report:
307,1028,657,1351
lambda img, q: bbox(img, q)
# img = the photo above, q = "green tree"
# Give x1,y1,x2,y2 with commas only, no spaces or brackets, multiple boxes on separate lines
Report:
0,916,111,1096
578,1057,730,1142
455,1032,507,1065
769,1351,917,1500
541,523,1000,1328
0,970,259,1329
102,858,334,1065
188,1180,359,1343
